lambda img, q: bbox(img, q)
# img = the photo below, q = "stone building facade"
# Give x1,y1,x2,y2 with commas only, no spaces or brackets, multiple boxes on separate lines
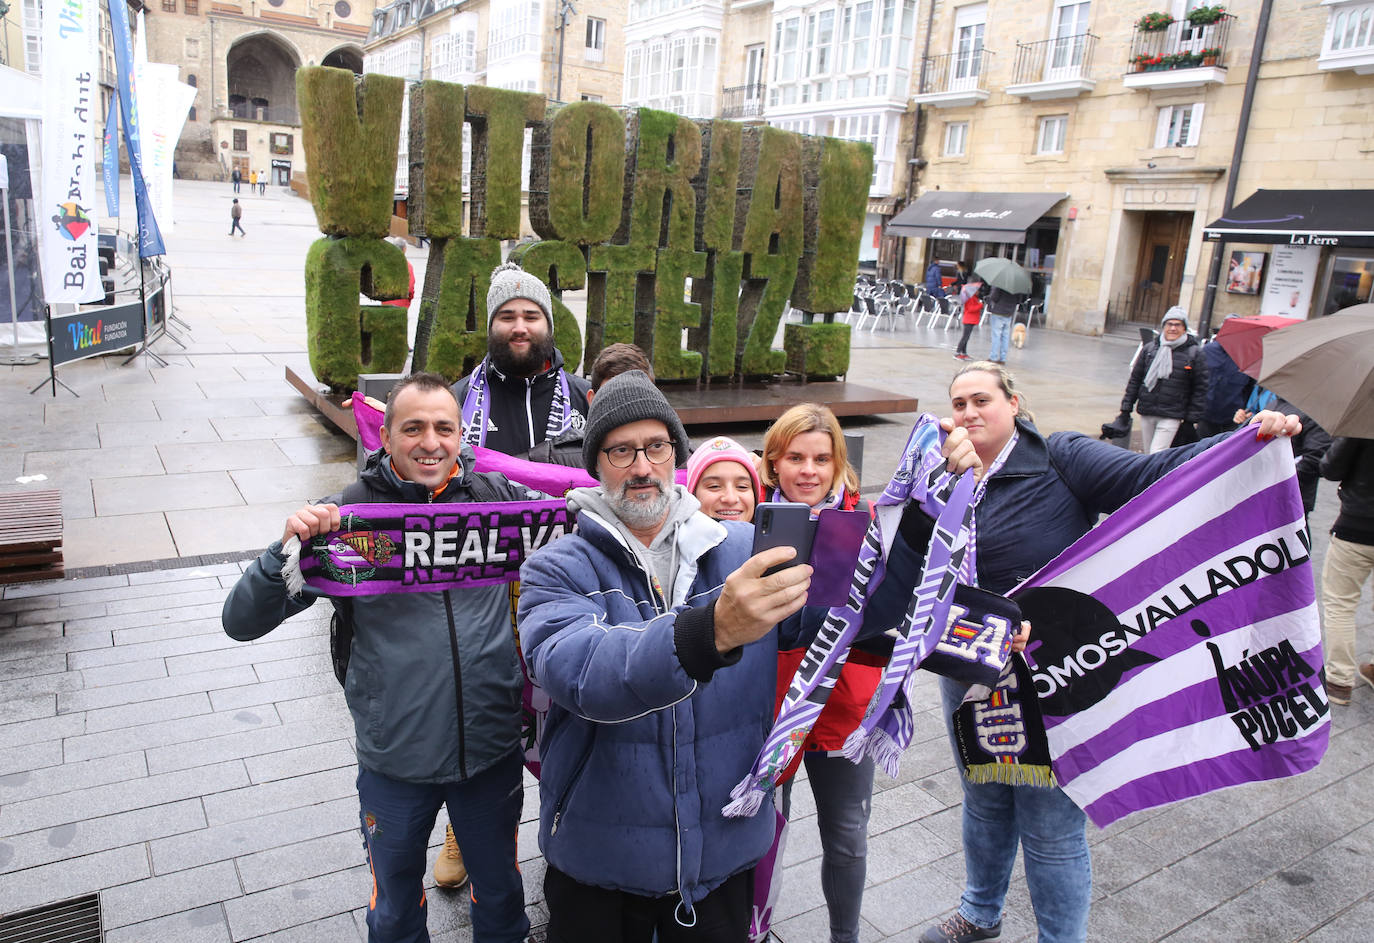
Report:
899,0,1374,334
142,0,373,181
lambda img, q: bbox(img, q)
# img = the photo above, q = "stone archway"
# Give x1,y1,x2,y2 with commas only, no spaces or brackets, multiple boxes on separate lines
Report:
226,33,303,124
322,45,364,73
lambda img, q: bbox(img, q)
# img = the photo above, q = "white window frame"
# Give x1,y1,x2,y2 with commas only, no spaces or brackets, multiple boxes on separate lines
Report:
744,43,765,93
952,3,988,87
585,16,606,62
943,120,969,156
1155,102,1204,147
1036,114,1068,154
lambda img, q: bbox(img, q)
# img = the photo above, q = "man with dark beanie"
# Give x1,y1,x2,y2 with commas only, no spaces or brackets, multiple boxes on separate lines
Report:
517,370,812,941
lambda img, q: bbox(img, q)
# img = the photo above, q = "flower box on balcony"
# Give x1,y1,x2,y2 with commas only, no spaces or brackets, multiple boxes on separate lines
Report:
1186,4,1227,26
1136,11,1175,31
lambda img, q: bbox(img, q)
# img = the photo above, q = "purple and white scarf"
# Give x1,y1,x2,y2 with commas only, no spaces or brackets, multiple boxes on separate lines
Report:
725,416,974,817
460,357,577,449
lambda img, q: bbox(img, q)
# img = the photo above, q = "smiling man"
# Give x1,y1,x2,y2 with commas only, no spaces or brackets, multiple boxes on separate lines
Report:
517,370,814,941
452,261,591,462
221,373,540,943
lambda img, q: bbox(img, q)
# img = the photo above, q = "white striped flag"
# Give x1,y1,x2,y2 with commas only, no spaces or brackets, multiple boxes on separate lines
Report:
1013,431,1329,828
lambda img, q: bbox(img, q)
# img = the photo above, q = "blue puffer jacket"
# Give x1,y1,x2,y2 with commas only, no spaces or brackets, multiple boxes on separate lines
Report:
516,499,776,911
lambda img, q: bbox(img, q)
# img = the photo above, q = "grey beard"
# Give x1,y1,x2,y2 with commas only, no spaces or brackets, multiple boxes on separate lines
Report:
606,477,671,530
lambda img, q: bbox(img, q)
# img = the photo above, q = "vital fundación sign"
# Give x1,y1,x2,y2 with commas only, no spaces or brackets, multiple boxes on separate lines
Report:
296,67,874,391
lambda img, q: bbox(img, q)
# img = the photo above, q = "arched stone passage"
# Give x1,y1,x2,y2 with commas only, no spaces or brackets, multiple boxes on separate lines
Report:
322,45,364,74
227,33,302,123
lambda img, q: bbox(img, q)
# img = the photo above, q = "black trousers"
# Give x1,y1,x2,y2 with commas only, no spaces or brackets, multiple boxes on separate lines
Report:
544,863,753,943
956,321,976,355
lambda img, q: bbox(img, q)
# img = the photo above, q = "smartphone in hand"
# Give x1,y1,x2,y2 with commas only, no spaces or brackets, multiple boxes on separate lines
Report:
751,503,815,577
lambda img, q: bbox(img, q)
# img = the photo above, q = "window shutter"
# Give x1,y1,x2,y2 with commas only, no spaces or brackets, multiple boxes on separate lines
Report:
1187,102,1205,146
1154,107,1171,149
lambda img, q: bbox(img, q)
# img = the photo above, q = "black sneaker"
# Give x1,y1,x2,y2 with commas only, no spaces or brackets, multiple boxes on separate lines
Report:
919,912,1002,943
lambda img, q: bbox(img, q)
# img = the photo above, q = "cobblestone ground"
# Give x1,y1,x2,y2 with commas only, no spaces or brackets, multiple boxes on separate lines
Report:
0,180,1370,941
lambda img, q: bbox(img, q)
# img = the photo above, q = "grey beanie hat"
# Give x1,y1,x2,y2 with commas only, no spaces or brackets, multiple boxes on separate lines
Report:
582,370,691,478
1160,305,1191,333
487,261,553,331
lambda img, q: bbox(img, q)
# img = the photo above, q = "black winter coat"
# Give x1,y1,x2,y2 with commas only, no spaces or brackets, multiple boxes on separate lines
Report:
1320,437,1374,544
1121,337,1207,422
452,348,591,458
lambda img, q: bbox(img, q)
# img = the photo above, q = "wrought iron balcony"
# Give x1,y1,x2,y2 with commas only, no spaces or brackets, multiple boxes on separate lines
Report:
719,84,765,119
1006,33,1098,99
912,50,995,108
1124,12,1234,89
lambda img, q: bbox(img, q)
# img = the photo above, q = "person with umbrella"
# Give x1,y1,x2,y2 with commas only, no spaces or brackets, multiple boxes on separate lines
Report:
974,258,1031,365
1119,307,1208,453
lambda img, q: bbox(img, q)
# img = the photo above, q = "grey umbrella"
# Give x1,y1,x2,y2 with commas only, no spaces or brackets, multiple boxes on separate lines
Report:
1258,303,1374,438
973,257,1033,295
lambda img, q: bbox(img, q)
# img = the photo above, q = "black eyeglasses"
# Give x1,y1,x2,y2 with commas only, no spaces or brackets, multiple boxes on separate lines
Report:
601,441,675,468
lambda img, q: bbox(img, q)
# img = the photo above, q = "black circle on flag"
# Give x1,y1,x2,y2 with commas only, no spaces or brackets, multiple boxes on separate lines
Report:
1017,586,1160,717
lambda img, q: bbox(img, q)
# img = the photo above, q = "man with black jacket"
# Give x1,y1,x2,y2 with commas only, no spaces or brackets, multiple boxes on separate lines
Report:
452,262,591,465
221,373,536,942
1319,436,1374,705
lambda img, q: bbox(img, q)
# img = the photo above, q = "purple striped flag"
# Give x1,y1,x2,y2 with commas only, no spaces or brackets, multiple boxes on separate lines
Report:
1013,432,1329,828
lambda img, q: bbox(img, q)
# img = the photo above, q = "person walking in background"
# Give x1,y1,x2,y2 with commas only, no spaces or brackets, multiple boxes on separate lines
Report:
1319,436,1374,705
983,282,1025,365
231,167,241,194
925,259,947,299
249,169,257,193
229,199,245,237
259,171,268,195
1120,307,1207,453
954,275,985,361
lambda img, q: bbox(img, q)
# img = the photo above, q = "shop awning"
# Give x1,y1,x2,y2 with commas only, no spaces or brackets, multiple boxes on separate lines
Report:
886,191,1069,244
1203,189,1374,248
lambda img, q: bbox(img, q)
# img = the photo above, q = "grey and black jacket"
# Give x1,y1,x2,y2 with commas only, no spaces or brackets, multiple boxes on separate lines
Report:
221,446,543,783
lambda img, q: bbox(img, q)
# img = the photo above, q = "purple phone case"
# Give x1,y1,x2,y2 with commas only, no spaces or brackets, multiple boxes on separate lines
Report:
806,509,870,607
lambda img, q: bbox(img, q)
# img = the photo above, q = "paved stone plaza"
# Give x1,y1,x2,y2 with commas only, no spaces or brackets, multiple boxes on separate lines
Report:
0,180,1371,941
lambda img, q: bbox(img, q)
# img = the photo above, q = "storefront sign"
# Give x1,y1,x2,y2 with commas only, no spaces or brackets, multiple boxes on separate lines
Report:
1259,244,1320,319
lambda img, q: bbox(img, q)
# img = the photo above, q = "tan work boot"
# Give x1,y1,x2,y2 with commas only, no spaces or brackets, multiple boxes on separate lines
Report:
433,823,469,888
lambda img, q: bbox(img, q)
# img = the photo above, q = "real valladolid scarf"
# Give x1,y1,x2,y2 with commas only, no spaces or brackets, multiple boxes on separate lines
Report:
727,415,986,818
460,357,578,450
279,500,572,597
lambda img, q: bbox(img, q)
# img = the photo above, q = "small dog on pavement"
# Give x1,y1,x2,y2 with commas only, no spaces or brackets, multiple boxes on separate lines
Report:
1011,322,1027,348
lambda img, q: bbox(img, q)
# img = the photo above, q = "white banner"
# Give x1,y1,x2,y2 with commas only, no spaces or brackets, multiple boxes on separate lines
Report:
39,0,103,304
133,13,195,236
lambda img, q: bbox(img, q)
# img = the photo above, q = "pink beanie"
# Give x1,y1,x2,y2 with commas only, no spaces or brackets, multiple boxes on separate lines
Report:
686,436,763,503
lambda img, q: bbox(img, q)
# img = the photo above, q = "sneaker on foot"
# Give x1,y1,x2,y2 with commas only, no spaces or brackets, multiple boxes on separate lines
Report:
1328,681,1352,705
433,823,469,888
1360,663,1374,692
919,912,1001,943
954,352,971,360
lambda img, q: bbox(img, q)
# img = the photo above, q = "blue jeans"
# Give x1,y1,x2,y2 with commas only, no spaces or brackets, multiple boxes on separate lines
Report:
357,750,529,943
987,315,1012,362
781,751,876,943
939,678,1090,943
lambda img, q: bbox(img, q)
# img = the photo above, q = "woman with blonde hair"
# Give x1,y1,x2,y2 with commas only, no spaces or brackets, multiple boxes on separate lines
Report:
761,403,863,511
760,402,879,942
